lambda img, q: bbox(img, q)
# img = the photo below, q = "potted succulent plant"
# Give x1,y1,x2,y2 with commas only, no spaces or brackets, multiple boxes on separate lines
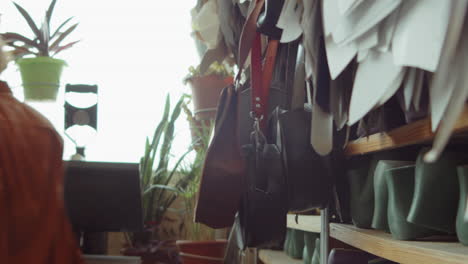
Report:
1,0,79,101
183,61,233,120
122,94,197,264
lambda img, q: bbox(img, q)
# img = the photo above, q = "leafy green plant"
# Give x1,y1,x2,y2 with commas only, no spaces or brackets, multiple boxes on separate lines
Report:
127,94,196,247
178,101,215,240
1,0,79,59
141,94,194,225
183,61,233,85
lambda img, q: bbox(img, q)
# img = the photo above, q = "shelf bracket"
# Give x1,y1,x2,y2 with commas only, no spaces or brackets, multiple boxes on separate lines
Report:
320,208,329,264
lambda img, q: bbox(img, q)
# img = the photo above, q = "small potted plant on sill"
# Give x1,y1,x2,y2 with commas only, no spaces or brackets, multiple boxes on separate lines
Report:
122,94,196,264
183,61,233,120
1,0,79,101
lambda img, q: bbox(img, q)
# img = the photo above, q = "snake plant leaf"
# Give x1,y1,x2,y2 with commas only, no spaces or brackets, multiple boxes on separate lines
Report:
13,2,44,45
143,184,180,195
170,95,185,123
150,94,170,151
156,95,184,172
152,168,167,180
148,107,188,221
145,97,170,182
51,40,80,56
49,23,79,51
50,17,74,40
142,95,171,222
162,148,192,188
45,0,57,28
1,32,38,48
155,96,174,173
140,146,151,190
143,120,166,184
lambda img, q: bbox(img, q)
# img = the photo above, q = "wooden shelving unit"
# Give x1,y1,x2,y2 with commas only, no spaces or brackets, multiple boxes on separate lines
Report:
330,223,468,264
344,105,468,156
287,214,321,233
265,110,468,263
258,249,303,264
337,106,468,263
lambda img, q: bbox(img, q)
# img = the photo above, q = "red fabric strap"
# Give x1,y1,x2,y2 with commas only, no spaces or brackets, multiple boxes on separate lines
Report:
250,33,279,130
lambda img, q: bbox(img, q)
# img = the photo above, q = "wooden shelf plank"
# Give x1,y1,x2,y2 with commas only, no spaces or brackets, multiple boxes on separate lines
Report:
330,223,468,264
258,250,303,264
344,105,468,156
287,214,321,233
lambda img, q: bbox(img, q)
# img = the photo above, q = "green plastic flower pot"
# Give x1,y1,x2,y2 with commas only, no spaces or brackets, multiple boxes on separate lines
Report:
17,57,66,101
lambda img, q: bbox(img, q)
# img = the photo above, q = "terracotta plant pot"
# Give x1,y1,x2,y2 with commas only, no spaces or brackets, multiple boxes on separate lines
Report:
122,240,180,264
176,240,227,264
188,75,233,120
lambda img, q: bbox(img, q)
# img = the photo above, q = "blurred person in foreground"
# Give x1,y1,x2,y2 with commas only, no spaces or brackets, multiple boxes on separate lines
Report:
0,38,84,263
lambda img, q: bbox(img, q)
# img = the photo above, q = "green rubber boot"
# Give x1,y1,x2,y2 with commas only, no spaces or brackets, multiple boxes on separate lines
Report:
311,238,320,264
386,165,438,240
372,160,414,231
303,232,319,264
407,148,468,234
456,166,468,245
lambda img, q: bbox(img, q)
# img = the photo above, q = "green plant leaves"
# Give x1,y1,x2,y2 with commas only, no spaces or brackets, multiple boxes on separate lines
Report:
5,1,78,58
49,23,78,51
13,2,43,44
143,184,180,195
45,0,57,28
50,17,74,40
51,40,80,56
41,20,50,56
140,94,197,227
2,32,38,48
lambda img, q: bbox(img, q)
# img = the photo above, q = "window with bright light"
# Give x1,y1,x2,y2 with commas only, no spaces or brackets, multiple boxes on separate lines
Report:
0,0,199,162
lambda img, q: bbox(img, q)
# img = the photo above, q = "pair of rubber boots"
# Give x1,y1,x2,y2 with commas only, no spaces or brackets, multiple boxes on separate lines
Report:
348,147,468,243
284,229,320,264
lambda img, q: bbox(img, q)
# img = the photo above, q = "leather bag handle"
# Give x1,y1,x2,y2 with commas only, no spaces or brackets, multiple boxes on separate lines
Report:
236,0,265,81
250,33,279,130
